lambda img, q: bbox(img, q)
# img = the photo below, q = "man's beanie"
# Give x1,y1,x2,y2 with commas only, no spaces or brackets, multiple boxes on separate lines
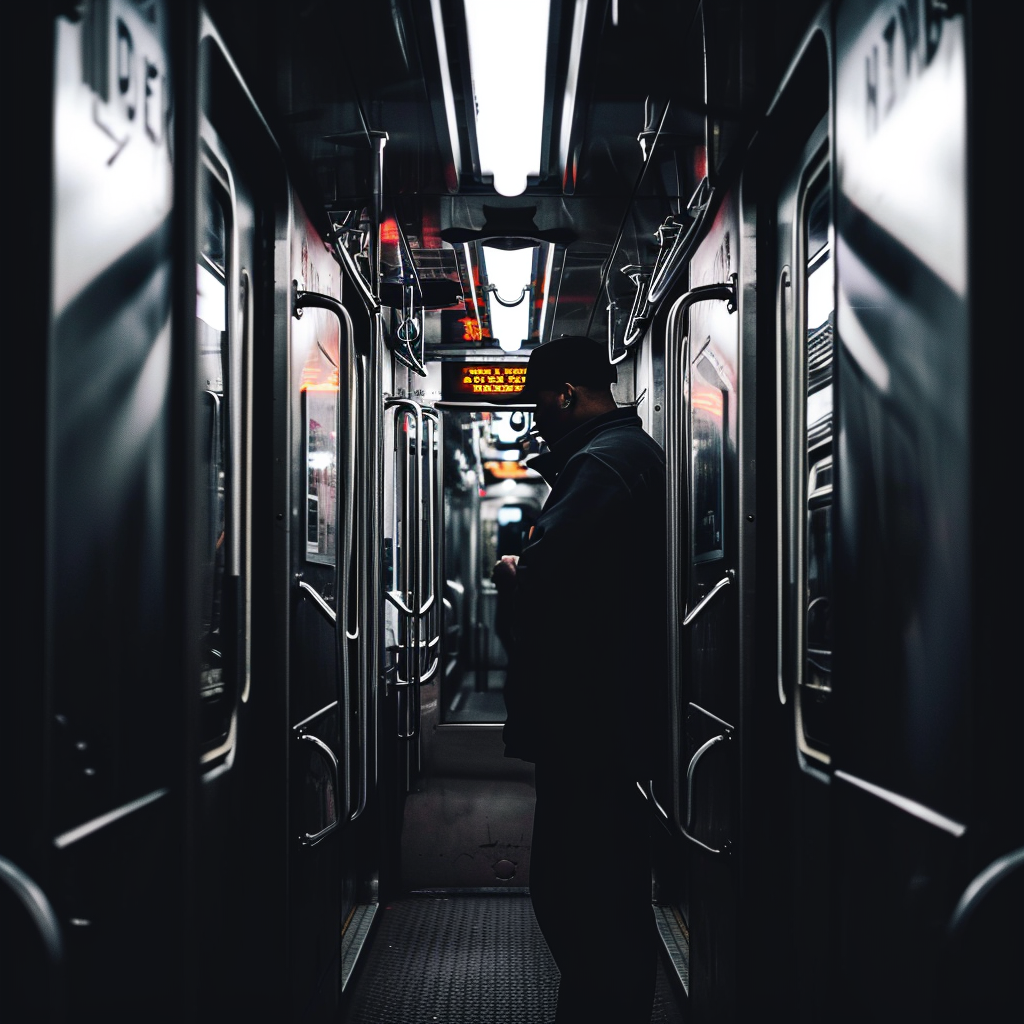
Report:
520,335,617,400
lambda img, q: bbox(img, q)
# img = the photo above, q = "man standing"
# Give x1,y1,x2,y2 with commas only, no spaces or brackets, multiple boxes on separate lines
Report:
493,335,667,1023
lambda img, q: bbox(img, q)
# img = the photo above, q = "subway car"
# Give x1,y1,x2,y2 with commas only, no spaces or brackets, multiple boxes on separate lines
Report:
4,1,1021,1021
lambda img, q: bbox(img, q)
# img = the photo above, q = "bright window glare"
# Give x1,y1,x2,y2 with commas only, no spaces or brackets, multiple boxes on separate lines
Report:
497,505,524,526
807,253,833,331
464,0,550,197
197,264,226,332
485,247,534,352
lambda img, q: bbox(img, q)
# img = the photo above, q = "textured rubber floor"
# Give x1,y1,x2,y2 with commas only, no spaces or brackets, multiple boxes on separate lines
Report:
342,892,686,1023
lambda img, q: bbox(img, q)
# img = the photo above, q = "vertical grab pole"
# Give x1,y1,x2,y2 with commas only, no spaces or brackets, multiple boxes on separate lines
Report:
420,408,441,686
368,131,388,307
384,397,425,739
346,351,369,823
410,403,423,737
367,338,384,794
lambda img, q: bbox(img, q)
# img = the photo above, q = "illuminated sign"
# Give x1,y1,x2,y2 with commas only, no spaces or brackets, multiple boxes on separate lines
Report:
484,460,530,479
442,361,528,397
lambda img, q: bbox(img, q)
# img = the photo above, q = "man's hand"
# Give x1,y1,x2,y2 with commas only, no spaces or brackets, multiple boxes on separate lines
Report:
491,555,519,594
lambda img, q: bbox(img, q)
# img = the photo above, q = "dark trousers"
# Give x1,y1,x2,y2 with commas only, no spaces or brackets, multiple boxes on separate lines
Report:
530,762,657,1023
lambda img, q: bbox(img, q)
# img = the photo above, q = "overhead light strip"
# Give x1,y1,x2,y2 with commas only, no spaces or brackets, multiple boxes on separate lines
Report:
559,0,589,179
430,0,462,174
464,0,551,196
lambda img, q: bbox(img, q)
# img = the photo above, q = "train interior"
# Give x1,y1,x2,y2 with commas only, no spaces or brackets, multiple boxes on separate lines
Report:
4,1,1022,1023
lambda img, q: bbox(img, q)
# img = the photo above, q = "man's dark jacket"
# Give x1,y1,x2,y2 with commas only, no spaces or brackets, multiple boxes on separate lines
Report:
502,407,667,778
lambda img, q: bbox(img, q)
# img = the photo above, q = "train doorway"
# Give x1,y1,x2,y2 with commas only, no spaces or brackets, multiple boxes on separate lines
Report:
397,403,546,892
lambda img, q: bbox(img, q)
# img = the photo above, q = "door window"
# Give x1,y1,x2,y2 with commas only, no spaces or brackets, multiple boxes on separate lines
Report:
797,165,834,762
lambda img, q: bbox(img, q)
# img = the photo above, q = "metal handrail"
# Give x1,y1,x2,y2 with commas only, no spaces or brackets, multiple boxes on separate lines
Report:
348,351,370,822
0,855,63,965
681,732,731,856
240,268,254,704
298,580,337,625
295,733,341,846
647,178,717,306
421,411,443,654
423,408,444,691
357,340,384,816
664,278,738,834
0,855,64,1021
294,287,358,823
386,397,425,737
621,265,653,349
947,846,1024,937
682,571,734,627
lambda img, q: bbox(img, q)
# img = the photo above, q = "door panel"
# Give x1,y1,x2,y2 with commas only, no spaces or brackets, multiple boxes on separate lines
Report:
674,197,742,1023
286,211,353,1019
44,6,183,1013
831,4,981,1018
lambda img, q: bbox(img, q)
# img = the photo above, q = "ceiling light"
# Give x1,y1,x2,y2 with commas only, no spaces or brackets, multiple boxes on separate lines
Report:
484,245,535,352
430,0,462,174
464,0,550,197
559,0,589,182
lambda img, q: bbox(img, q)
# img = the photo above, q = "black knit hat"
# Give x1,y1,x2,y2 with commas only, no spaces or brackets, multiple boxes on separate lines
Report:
520,336,616,400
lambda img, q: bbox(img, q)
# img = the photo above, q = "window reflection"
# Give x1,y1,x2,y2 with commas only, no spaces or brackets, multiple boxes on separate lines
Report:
691,359,726,563
196,170,232,750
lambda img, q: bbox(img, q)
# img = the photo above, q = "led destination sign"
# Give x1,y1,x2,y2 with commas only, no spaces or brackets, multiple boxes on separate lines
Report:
443,362,528,398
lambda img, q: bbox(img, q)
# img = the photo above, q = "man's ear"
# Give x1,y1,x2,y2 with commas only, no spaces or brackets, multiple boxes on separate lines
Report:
561,384,575,409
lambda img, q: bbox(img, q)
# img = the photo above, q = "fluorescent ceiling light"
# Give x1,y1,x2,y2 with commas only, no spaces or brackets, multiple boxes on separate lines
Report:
560,0,588,177
484,246,534,352
464,0,550,197
430,0,462,172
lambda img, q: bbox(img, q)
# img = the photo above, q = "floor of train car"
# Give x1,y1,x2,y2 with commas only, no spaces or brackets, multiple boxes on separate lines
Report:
446,669,508,724
342,891,687,1023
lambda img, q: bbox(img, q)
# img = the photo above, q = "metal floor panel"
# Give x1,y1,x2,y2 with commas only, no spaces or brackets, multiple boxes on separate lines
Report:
342,892,686,1023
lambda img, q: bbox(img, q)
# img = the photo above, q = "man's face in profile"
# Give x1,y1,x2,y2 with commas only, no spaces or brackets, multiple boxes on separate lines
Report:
531,386,569,445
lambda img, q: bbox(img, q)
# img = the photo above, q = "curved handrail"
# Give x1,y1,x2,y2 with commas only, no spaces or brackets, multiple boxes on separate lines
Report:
295,733,341,846
0,855,64,1021
664,278,738,833
485,283,530,308
294,288,358,823
0,856,63,964
681,732,731,856
947,846,1024,936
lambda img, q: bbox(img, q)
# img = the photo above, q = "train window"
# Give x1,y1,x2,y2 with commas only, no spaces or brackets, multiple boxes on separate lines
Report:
304,389,338,564
196,168,234,754
690,353,727,563
798,165,834,762
439,408,547,724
